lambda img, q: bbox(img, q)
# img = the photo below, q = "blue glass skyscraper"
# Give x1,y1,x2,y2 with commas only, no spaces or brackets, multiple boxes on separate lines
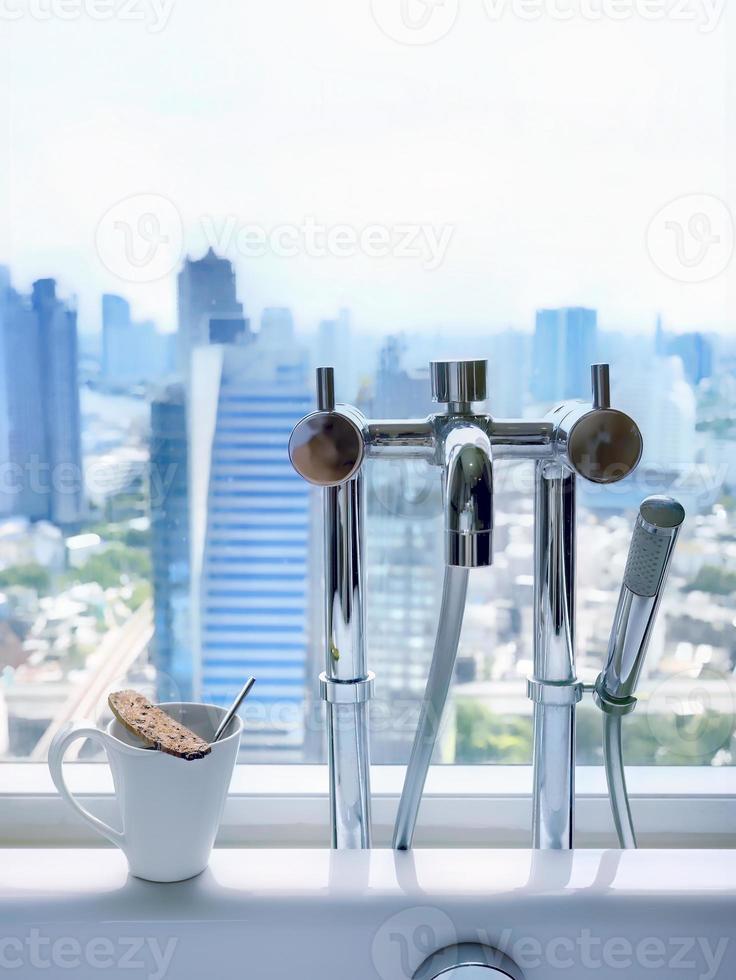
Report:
150,383,191,701
668,332,713,387
532,307,597,403
177,249,244,374
0,272,82,525
189,331,313,758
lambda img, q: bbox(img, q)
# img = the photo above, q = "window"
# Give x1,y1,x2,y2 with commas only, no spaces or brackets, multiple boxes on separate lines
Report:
0,1,733,776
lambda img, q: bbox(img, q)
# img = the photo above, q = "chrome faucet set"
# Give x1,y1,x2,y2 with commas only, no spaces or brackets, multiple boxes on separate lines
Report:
289,358,684,850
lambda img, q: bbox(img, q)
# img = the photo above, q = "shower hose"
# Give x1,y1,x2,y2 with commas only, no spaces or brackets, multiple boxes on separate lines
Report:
393,564,469,850
603,711,637,848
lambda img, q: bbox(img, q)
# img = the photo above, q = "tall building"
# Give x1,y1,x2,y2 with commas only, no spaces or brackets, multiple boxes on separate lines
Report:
177,249,244,373
532,307,597,403
669,332,713,387
101,293,137,382
0,276,46,520
103,294,175,385
150,384,191,701
101,293,131,378
316,308,357,402
260,307,294,347
188,331,313,759
488,330,528,417
613,354,696,473
0,273,82,525
654,319,713,387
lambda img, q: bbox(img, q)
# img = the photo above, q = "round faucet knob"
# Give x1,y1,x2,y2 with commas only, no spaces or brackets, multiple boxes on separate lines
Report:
430,359,487,405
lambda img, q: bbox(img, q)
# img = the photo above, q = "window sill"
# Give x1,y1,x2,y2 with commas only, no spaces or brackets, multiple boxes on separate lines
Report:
1,763,734,848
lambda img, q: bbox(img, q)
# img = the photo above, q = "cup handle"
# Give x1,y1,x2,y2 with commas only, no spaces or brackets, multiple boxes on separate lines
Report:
48,722,126,848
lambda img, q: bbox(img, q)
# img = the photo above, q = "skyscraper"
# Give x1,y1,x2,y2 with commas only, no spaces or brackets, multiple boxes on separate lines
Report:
618,355,697,472
260,307,294,346
177,249,244,373
102,293,139,382
102,293,176,385
32,280,84,526
0,273,82,525
188,330,313,759
317,309,357,402
102,293,131,378
150,383,191,701
0,275,46,520
669,332,713,387
532,307,597,403
488,329,528,417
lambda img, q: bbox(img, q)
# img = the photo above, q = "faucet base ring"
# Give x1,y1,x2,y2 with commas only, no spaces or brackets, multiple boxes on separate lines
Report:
319,672,375,705
527,677,583,706
592,676,638,715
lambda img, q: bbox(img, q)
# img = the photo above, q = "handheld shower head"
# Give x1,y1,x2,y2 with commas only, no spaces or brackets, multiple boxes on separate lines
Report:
622,496,686,595
596,495,684,848
594,495,685,714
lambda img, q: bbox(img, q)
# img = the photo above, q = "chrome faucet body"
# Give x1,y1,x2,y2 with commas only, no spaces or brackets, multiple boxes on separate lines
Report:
289,360,643,849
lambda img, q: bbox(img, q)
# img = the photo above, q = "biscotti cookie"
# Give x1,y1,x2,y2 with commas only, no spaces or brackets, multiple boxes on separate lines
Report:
108,690,211,760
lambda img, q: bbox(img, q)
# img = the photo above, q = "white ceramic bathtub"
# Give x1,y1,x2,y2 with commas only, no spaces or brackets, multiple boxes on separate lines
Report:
0,849,734,979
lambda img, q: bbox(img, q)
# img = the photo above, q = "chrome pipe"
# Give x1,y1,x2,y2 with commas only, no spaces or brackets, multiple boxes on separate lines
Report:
366,419,436,459
490,419,555,459
531,462,581,850
323,474,373,849
289,372,374,849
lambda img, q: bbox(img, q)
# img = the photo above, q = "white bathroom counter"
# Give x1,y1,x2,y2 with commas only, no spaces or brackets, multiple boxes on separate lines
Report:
2,847,736,905
0,850,734,978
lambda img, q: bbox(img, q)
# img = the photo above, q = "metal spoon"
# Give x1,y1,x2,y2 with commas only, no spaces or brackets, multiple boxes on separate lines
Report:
213,677,256,742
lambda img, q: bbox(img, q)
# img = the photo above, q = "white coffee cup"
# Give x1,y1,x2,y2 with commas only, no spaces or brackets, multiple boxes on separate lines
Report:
48,702,242,882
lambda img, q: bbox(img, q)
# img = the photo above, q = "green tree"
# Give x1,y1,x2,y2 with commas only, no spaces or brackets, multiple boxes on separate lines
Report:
684,565,736,595
455,700,533,763
456,700,734,766
0,563,51,595
69,544,151,589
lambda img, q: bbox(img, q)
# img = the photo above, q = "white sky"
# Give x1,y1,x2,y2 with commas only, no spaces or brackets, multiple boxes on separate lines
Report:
0,0,734,336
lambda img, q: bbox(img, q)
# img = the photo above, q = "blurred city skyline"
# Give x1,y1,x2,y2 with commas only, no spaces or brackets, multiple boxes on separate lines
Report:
0,247,734,766
2,245,735,341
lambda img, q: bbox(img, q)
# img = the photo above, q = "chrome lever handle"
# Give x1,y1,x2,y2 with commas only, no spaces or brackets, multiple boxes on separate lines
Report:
591,363,610,409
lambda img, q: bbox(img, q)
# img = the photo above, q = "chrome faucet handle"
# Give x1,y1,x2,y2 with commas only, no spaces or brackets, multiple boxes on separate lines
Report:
549,363,643,485
288,367,366,487
430,359,487,407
